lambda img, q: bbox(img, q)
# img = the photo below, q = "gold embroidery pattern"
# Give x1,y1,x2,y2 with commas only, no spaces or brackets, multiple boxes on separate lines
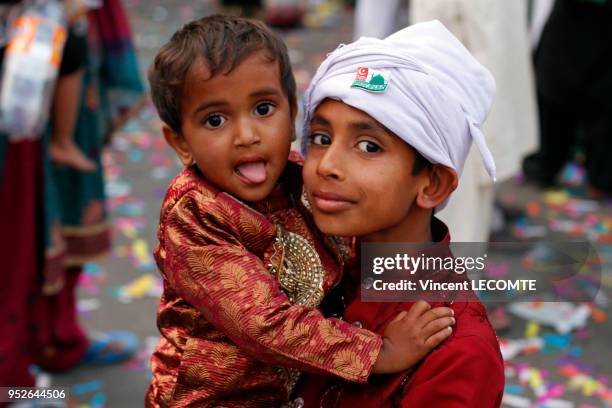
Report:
268,225,325,308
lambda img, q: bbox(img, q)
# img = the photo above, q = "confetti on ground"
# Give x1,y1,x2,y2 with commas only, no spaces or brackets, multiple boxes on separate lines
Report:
544,190,571,206
71,380,104,396
90,392,107,408
114,217,146,239
513,217,548,239
500,337,545,360
558,363,612,403
114,200,146,218
527,201,542,217
112,273,162,303
79,263,108,296
502,393,531,407
77,298,101,313
35,371,51,388
525,320,540,338
105,180,132,199
132,239,155,270
508,302,592,334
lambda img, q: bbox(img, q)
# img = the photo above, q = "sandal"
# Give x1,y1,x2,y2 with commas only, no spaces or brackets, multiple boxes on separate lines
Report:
81,330,138,365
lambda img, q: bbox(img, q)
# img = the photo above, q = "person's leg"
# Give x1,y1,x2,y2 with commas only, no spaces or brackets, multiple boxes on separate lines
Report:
34,264,138,371
583,103,612,193
48,68,97,172
34,266,89,372
523,92,576,185
0,140,42,388
48,26,96,172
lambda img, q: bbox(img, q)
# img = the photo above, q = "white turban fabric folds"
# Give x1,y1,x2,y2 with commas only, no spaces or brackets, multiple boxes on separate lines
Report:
302,20,497,183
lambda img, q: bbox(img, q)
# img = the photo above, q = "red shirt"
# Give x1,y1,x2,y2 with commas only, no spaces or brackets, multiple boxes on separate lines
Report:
296,218,505,407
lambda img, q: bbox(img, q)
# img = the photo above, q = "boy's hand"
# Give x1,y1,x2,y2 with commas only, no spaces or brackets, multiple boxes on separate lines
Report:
372,300,454,374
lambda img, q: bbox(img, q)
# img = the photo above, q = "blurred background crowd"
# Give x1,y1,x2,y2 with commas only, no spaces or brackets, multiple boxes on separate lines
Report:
0,0,611,406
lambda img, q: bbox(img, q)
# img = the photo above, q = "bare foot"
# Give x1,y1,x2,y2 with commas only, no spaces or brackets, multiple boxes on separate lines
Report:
49,140,97,172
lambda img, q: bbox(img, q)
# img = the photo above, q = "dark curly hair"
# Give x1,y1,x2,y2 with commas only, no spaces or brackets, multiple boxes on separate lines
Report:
148,14,296,134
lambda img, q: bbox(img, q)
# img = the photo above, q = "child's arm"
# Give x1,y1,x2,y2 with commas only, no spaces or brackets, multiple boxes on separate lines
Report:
160,192,451,382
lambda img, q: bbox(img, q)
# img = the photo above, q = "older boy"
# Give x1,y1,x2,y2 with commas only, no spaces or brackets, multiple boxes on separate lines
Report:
297,20,505,407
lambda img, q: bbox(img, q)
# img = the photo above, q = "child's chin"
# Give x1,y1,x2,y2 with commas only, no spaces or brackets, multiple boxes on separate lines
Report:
313,216,351,237
233,184,274,203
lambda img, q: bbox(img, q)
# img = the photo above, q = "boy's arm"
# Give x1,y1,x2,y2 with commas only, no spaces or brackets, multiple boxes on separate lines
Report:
161,192,382,383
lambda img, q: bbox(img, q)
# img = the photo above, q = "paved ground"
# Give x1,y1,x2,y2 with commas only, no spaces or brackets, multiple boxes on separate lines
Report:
44,2,612,407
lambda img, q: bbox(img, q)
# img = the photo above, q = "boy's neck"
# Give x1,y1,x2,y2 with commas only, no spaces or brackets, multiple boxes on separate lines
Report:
361,207,433,243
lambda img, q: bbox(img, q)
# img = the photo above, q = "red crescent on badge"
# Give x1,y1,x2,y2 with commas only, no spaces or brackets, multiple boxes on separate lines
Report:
356,67,368,81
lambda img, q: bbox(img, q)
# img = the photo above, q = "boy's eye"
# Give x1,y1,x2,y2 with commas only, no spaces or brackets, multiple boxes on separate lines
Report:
204,114,226,129
357,140,381,153
254,102,276,117
310,133,331,145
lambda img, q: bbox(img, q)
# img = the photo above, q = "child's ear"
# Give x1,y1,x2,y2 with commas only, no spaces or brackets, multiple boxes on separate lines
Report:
163,125,193,167
416,165,458,209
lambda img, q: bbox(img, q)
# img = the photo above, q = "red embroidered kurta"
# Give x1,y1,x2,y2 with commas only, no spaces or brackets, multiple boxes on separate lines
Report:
296,218,505,408
146,159,382,408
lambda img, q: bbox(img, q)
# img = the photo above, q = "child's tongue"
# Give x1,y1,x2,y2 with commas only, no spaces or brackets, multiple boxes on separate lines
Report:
236,161,266,184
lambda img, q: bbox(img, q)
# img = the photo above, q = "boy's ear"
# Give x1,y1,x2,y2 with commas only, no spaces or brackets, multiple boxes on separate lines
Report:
163,125,193,167
415,165,458,209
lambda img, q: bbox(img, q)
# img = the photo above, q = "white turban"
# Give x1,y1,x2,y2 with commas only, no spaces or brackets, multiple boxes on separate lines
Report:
302,20,497,182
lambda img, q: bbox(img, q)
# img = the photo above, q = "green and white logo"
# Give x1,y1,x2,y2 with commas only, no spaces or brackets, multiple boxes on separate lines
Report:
351,67,389,93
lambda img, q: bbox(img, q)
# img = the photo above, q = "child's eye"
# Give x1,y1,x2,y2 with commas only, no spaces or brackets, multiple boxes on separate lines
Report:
204,114,226,129
310,133,331,145
357,140,381,153
254,102,276,117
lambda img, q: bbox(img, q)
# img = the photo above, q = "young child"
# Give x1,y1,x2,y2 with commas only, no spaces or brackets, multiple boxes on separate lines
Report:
296,20,505,407
146,15,455,407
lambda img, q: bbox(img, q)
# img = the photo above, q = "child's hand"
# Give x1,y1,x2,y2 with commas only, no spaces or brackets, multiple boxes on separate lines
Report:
372,300,454,374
